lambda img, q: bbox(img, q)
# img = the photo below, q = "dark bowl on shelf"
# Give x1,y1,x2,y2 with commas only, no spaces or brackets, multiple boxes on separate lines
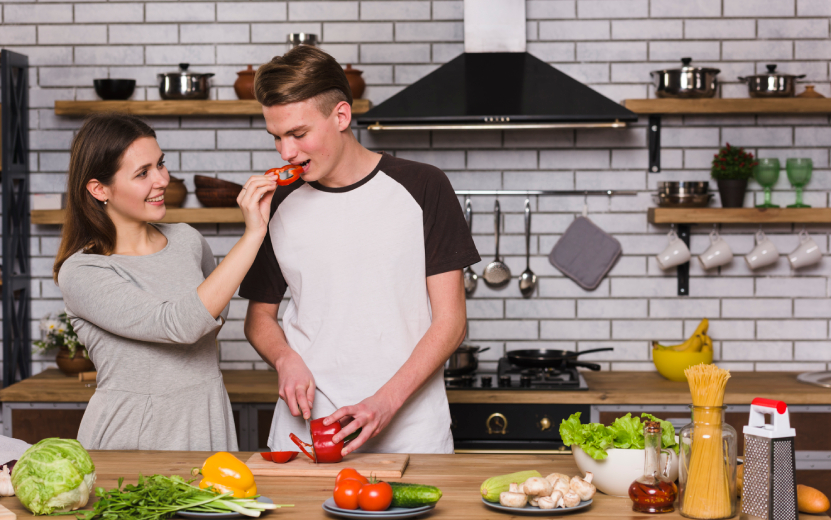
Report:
195,188,241,208
194,175,243,191
93,79,136,100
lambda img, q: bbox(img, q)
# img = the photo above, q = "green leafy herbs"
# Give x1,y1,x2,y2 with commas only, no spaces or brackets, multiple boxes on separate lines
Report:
53,474,291,520
559,412,679,460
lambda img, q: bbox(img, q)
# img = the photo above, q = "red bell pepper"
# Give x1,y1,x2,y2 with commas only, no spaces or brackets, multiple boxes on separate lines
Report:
260,451,299,463
265,165,303,186
289,418,361,464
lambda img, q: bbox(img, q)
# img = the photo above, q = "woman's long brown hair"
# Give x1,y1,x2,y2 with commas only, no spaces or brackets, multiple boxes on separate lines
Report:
53,113,156,283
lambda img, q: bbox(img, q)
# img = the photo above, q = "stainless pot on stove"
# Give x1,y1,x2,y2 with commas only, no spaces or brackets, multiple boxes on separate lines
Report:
158,63,214,100
445,345,490,377
738,64,805,98
651,57,720,99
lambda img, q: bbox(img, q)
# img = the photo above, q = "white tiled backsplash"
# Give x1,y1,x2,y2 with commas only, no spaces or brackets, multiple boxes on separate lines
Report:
6,0,831,374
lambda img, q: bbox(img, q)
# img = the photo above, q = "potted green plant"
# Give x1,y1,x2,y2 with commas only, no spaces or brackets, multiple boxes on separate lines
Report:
711,143,757,208
34,312,94,376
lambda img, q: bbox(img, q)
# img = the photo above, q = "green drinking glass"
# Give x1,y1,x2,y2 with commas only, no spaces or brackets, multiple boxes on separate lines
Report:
786,158,813,208
753,158,780,208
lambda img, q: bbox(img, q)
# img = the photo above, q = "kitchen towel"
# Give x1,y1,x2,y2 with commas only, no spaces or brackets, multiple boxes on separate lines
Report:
549,216,622,290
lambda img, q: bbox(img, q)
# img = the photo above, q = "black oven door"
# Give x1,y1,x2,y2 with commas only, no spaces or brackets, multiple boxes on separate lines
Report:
450,403,591,453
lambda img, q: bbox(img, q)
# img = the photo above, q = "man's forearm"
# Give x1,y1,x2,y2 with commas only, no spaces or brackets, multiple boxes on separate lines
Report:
244,304,292,369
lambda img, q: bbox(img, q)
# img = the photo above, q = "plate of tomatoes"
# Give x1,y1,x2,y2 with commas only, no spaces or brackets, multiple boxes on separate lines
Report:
323,469,437,519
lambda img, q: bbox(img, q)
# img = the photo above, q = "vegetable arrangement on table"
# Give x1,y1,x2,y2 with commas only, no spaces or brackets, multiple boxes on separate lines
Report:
559,412,678,460
481,470,596,510
331,468,442,512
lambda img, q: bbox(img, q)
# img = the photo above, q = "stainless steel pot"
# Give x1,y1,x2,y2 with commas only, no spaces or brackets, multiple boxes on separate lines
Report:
651,57,720,99
158,63,214,100
445,345,490,376
738,64,805,98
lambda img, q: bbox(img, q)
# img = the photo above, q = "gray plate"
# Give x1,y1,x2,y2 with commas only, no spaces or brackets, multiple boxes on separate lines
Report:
322,497,435,518
177,496,274,519
481,498,593,515
797,371,831,388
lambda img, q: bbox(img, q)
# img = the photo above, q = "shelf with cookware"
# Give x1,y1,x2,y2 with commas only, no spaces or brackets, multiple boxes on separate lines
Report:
53,98,373,117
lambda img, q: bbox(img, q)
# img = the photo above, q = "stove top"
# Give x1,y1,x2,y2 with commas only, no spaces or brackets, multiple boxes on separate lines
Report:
444,358,589,390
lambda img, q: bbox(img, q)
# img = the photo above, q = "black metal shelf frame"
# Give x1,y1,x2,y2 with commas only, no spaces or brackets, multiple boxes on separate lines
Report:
2,50,31,387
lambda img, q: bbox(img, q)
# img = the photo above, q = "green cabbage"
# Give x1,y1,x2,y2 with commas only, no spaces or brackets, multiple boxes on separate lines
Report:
559,412,679,460
11,438,96,515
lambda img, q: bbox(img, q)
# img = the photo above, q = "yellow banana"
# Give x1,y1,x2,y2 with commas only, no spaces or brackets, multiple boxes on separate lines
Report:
700,334,713,353
691,318,709,338
673,334,703,352
653,333,699,352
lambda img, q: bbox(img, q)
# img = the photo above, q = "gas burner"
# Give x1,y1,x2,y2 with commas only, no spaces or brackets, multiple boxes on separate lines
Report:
444,374,475,387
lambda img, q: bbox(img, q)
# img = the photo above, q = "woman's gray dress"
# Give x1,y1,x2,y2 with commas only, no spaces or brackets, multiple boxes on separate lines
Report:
59,223,238,451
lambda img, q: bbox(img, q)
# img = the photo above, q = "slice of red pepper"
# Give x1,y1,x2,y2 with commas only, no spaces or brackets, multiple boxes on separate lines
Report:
261,451,299,464
289,432,316,462
265,165,303,186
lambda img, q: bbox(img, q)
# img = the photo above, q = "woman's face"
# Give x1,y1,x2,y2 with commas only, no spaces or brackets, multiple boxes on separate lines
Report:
101,137,169,223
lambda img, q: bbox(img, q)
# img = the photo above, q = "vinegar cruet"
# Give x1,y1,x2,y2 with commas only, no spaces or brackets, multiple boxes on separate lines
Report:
629,420,678,513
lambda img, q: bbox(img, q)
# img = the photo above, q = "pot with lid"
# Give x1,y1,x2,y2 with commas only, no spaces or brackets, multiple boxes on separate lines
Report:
651,57,720,98
738,64,805,98
158,63,214,100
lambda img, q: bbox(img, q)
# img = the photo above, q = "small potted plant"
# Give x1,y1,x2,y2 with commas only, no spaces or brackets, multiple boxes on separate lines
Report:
33,312,94,376
711,143,757,208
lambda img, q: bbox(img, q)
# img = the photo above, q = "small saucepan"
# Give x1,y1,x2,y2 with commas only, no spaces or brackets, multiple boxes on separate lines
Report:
446,344,490,377
738,64,805,98
507,348,614,370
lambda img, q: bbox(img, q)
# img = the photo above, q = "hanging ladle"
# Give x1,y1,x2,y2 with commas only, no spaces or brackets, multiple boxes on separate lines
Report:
519,199,537,297
482,200,511,287
463,198,478,295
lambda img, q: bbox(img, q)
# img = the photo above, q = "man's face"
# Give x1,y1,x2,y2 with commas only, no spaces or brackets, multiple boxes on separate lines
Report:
263,98,348,184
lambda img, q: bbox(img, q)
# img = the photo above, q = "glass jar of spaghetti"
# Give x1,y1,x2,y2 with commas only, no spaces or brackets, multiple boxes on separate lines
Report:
678,405,738,519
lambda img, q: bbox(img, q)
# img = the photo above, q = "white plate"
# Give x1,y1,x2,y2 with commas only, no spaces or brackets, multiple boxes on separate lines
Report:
481,498,593,515
322,497,435,519
177,496,274,519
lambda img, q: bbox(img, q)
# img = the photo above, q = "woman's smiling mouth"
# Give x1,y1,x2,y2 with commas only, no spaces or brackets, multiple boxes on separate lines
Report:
146,194,165,205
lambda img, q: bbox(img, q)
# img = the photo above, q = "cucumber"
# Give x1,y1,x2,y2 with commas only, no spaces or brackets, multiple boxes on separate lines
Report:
480,470,542,502
388,482,442,508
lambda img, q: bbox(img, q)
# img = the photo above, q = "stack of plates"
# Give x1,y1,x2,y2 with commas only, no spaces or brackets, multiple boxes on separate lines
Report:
654,181,712,208
321,498,435,519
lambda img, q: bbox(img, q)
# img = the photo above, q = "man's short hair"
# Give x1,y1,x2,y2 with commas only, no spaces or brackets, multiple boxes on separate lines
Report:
254,46,353,116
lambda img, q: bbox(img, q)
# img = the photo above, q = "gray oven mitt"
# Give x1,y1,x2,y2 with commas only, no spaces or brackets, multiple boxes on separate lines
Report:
549,216,621,290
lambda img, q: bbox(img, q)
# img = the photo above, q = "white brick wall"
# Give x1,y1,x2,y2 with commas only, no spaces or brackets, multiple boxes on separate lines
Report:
8,0,831,375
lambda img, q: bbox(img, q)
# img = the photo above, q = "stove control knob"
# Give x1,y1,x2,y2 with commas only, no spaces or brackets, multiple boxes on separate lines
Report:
520,375,533,387
538,417,551,431
481,376,492,387
498,375,511,387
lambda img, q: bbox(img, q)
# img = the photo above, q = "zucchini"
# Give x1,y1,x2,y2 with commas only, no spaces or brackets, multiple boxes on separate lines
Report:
480,470,542,502
388,482,442,508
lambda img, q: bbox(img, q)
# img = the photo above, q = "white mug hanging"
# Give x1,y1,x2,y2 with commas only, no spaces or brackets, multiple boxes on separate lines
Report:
657,229,691,270
699,229,733,270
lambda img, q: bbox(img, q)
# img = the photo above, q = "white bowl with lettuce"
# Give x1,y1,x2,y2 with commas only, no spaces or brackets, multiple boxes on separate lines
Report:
560,413,679,498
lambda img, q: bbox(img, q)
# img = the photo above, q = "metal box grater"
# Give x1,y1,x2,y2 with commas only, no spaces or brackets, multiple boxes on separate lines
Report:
741,398,797,520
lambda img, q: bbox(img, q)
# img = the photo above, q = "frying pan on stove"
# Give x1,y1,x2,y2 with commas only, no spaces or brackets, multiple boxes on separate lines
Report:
506,348,614,370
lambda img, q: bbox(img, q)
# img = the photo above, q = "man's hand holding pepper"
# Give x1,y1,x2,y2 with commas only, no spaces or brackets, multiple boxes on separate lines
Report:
275,348,316,420
323,390,400,456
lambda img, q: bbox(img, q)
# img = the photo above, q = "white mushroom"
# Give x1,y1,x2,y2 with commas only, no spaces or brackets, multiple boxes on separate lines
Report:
522,477,553,497
545,473,570,488
528,496,540,507
569,472,597,501
499,491,528,508
549,490,564,508
562,489,581,508
538,495,557,509
552,476,570,496
509,482,520,493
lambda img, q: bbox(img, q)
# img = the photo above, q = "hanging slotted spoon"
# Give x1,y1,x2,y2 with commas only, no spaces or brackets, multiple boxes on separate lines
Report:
482,200,511,286
519,199,537,297
463,198,478,295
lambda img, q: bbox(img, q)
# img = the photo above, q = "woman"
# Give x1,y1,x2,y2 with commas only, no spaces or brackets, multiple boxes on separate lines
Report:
54,113,276,450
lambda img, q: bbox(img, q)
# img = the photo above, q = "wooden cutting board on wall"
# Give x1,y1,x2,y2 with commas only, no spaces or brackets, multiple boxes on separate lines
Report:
245,453,409,478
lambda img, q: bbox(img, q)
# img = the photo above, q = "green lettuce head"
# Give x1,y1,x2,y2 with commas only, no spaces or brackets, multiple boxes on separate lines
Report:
11,438,96,515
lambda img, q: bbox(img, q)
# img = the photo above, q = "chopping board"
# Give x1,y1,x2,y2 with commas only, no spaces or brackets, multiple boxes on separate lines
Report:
245,452,409,478
0,503,16,519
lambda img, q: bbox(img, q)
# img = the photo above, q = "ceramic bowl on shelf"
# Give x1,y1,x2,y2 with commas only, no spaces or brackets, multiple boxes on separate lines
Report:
571,445,679,497
93,79,136,100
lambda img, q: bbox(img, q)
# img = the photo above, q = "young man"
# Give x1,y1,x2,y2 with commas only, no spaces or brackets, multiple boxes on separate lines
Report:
240,46,480,455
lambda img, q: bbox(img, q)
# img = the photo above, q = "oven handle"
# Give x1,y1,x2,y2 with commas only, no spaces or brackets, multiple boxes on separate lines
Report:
454,448,573,455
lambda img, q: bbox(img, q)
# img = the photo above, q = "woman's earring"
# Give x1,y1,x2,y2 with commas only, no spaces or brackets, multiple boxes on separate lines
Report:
104,200,107,205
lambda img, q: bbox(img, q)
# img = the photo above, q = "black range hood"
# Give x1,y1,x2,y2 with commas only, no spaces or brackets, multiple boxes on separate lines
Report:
355,52,638,131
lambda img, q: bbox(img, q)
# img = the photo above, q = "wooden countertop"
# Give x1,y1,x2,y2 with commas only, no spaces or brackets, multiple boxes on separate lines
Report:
2,369,828,405
3,450,815,520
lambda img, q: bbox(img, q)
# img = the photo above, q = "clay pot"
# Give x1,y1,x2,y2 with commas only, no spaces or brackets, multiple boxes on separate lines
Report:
344,64,365,99
234,65,256,100
165,176,187,208
56,347,95,376
797,85,825,98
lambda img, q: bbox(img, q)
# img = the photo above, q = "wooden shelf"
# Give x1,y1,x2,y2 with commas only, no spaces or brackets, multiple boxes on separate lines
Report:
54,98,372,116
623,98,831,115
32,208,244,225
648,207,831,224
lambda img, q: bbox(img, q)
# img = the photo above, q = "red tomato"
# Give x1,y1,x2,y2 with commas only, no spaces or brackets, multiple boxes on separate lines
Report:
358,481,393,512
333,479,363,510
336,468,369,485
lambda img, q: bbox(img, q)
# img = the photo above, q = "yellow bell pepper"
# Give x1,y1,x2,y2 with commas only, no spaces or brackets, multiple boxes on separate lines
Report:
196,452,257,498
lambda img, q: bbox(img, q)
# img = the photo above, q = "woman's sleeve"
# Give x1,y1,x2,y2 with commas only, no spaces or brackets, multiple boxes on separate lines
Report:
60,258,221,345
198,232,230,322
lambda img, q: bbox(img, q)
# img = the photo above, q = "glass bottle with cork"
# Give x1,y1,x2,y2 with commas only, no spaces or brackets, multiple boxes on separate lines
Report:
629,420,678,513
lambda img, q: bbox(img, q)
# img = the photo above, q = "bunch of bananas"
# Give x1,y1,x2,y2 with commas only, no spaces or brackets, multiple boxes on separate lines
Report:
652,318,712,353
